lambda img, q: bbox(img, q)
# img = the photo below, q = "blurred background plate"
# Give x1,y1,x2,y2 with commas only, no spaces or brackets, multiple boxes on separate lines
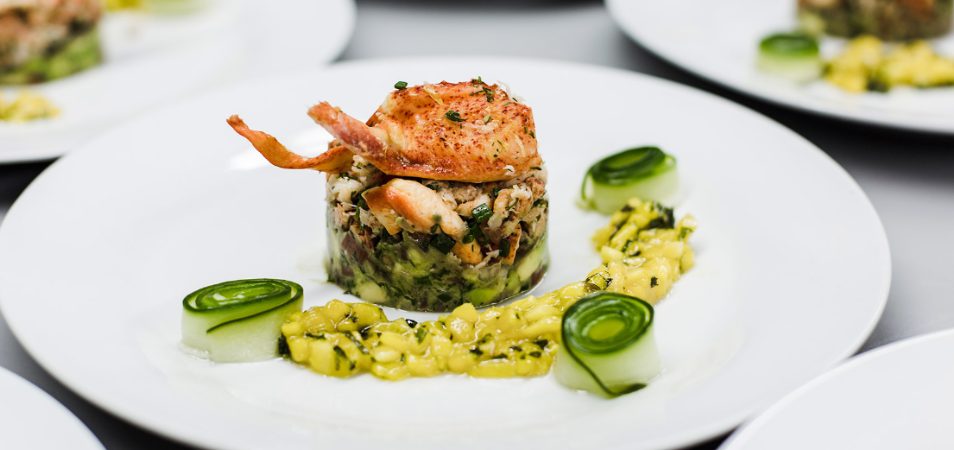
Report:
0,366,103,450
721,329,954,450
0,0,355,164
0,57,889,450
606,0,954,134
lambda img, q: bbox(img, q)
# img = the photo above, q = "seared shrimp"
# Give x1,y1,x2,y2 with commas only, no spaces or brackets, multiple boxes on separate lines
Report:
228,79,541,183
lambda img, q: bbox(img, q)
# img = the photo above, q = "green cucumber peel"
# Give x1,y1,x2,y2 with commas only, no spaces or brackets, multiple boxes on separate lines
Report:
759,32,820,58
181,279,304,362
756,32,822,82
183,278,303,333
556,291,659,397
580,146,677,214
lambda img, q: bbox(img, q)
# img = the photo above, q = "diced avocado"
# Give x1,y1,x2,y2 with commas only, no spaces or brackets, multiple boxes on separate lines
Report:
465,288,500,306
355,281,388,304
517,240,546,281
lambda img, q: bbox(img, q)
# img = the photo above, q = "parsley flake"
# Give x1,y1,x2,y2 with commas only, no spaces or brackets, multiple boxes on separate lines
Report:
445,110,464,122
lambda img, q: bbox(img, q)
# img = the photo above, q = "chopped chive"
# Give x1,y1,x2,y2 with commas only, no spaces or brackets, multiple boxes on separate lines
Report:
394,81,408,90
471,203,492,223
431,233,456,253
445,110,464,122
498,237,511,257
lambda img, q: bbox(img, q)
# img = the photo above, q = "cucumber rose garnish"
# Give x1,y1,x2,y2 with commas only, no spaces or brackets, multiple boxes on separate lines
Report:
181,279,303,362
580,146,678,214
554,292,660,397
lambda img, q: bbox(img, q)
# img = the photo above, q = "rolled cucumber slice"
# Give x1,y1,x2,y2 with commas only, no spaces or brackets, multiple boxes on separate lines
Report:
554,292,660,397
757,32,822,83
580,146,678,214
181,279,303,362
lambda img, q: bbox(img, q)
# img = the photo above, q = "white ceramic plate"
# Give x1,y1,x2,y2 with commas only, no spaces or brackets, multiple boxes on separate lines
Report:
721,329,954,450
0,58,890,450
0,0,355,164
0,366,102,450
607,0,954,134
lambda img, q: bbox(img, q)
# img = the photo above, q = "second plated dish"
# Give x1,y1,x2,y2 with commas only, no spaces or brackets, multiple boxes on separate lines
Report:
607,0,954,134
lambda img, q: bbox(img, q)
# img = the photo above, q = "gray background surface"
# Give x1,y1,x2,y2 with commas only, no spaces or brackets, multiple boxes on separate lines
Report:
1,0,952,448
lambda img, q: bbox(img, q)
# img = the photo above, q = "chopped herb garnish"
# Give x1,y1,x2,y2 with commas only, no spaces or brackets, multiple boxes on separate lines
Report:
359,326,372,339
646,207,675,229
445,110,464,122
482,87,495,102
346,332,370,354
405,318,418,328
305,332,325,340
510,345,523,352
431,233,456,253
394,81,408,90
650,276,659,288
333,345,348,359
415,327,428,343
529,351,542,358
491,354,508,360
678,228,691,240
277,335,289,357
464,222,488,246
483,114,492,123
470,348,484,357
498,237,511,257
534,339,549,349
471,203,492,223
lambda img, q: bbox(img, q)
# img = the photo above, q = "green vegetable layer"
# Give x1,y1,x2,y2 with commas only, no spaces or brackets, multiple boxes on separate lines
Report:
328,212,548,312
0,27,103,85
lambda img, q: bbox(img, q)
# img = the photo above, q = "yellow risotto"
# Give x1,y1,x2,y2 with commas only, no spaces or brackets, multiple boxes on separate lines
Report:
0,91,58,122
281,198,695,380
826,36,954,93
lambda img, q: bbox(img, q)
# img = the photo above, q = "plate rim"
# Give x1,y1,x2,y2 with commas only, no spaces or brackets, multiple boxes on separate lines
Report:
719,328,954,450
605,0,954,135
0,365,104,450
0,55,892,450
